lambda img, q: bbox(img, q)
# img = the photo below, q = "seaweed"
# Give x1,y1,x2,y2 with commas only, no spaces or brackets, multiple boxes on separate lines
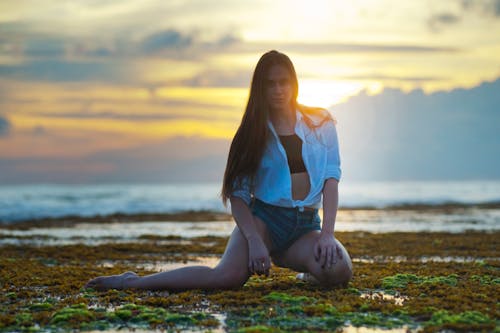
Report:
423,310,495,332
0,230,498,332
381,273,458,289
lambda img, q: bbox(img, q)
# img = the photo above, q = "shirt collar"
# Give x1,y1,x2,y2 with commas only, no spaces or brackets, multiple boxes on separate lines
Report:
295,109,305,138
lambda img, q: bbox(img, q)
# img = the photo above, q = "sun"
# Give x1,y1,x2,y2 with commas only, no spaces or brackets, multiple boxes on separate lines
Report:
297,79,363,108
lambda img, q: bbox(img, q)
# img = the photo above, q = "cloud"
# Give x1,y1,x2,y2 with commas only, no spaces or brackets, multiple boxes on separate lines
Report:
460,0,500,17
23,38,67,58
0,59,128,83
0,28,77,59
427,0,500,33
32,110,219,122
338,73,444,83
0,27,242,83
229,41,461,54
0,37,461,84
176,70,252,87
2,77,499,183
428,13,461,32
84,47,115,57
0,24,235,61
0,21,460,60
0,15,464,84
139,29,193,54
133,29,243,59
0,116,10,137
332,77,500,180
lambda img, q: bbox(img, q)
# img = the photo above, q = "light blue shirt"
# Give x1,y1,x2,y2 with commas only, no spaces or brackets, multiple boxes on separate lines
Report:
232,108,341,209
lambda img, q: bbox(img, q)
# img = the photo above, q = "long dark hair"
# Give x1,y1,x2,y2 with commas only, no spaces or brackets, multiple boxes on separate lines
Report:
221,50,332,206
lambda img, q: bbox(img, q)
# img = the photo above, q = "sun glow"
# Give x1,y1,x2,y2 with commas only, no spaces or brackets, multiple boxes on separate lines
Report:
297,80,364,108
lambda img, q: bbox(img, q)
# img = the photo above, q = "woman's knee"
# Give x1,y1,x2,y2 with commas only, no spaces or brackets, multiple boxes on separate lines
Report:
311,256,353,286
215,266,250,289
309,241,353,286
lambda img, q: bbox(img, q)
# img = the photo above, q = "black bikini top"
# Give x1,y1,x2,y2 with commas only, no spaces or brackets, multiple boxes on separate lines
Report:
278,134,307,173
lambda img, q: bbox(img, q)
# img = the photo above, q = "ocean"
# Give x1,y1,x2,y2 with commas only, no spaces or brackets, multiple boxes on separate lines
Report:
1,180,499,223
0,180,499,245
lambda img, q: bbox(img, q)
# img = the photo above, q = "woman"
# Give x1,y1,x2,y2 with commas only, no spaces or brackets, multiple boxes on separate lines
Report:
85,50,352,291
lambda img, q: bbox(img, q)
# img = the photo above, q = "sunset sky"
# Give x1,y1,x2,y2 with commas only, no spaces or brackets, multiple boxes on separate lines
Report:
1,0,499,183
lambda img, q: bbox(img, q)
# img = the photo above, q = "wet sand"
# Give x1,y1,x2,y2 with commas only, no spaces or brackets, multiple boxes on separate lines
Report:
0,210,232,230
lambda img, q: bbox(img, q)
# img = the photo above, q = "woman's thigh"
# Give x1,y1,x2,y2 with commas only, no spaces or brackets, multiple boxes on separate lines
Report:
215,215,273,273
271,230,319,272
272,230,353,285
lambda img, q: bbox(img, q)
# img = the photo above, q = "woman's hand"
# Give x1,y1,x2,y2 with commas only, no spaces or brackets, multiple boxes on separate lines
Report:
247,235,271,276
314,231,343,269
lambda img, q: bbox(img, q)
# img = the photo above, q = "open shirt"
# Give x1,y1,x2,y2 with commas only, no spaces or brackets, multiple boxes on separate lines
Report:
232,108,341,210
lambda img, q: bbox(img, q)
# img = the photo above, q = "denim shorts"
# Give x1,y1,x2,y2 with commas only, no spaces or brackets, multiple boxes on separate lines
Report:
251,198,321,254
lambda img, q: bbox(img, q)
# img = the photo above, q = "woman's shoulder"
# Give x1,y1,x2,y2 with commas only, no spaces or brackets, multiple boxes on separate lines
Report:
297,104,337,127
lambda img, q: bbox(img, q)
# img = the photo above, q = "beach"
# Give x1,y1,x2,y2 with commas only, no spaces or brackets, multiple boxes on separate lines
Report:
1,203,499,332
2,0,500,330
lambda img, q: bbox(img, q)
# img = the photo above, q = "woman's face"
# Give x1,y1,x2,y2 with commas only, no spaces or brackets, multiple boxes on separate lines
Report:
265,64,293,112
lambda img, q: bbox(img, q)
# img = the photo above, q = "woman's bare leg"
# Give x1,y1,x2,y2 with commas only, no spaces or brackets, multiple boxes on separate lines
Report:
272,231,353,286
125,227,251,291
85,217,272,291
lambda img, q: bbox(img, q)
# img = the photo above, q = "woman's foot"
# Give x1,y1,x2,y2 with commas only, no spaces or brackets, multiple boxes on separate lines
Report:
84,271,139,291
296,272,320,284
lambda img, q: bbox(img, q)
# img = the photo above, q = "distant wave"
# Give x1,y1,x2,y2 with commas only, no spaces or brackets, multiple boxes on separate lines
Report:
342,200,500,210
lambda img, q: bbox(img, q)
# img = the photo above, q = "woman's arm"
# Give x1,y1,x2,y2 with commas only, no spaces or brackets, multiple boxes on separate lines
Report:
230,196,261,241
230,196,271,275
322,178,339,234
314,178,343,269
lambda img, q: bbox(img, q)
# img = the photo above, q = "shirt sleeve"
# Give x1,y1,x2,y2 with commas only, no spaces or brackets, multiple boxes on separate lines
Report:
323,120,342,181
231,175,252,205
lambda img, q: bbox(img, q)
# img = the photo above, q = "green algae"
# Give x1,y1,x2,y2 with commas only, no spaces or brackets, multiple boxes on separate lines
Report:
15,312,33,327
236,325,281,332
347,286,361,295
226,293,413,331
471,274,500,285
381,273,458,289
424,310,495,331
4,292,16,299
3,302,220,332
114,308,132,320
348,311,411,328
263,291,316,304
112,304,218,329
29,303,54,311
50,304,95,327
